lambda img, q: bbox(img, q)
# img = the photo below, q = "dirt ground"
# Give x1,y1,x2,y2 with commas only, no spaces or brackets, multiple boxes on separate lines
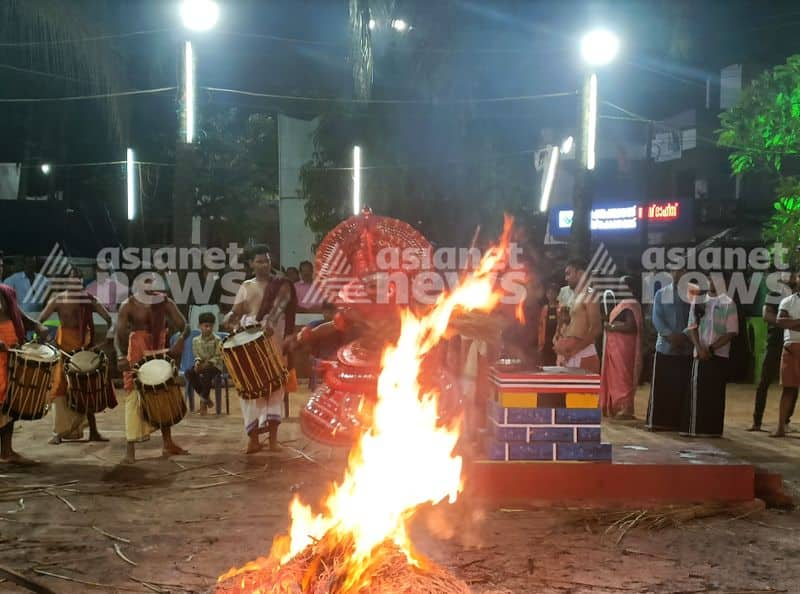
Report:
0,383,798,594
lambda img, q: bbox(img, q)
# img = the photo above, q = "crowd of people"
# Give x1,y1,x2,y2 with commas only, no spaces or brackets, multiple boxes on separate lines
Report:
0,245,323,464
0,244,798,465
538,258,799,439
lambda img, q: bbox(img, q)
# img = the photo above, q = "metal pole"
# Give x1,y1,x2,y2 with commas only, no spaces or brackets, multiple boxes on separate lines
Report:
640,120,654,257
571,72,596,259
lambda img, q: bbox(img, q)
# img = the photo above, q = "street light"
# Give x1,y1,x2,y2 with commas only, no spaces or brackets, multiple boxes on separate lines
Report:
180,0,218,144
40,163,51,175
126,148,136,221
180,0,219,32
539,146,560,213
580,29,620,67
571,29,619,257
391,19,409,32
184,41,195,143
353,146,362,215
578,29,619,171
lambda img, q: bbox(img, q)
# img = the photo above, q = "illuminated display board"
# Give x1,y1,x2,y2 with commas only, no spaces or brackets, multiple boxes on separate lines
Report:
549,200,689,239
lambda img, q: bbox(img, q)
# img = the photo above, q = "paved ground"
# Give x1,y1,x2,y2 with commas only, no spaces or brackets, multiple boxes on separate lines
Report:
0,382,797,593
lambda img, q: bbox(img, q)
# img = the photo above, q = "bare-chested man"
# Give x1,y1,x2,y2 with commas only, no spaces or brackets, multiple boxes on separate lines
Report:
0,259,50,463
224,245,296,453
115,272,189,464
39,267,115,444
553,258,602,373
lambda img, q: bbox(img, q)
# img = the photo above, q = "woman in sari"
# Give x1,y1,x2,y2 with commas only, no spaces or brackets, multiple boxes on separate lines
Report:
600,276,643,419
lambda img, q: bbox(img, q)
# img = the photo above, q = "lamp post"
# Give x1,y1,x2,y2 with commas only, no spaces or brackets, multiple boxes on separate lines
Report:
571,29,620,258
173,0,219,248
352,146,362,215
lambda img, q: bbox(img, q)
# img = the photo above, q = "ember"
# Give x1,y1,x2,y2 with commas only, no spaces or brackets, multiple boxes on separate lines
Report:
218,216,515,593
215,540,470,594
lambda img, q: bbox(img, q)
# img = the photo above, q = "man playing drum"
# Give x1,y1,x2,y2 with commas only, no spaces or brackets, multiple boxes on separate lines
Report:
39,267,115,444
115,272,189,464
0,277,50,464
224,245,296,453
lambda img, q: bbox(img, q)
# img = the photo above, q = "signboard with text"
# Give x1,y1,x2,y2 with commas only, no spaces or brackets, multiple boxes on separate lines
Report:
548,199,692,242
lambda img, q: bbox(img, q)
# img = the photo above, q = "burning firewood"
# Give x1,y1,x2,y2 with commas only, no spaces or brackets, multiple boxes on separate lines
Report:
215,539,470,594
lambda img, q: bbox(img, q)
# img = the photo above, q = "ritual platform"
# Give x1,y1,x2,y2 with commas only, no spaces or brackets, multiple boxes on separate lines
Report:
471,366,770,506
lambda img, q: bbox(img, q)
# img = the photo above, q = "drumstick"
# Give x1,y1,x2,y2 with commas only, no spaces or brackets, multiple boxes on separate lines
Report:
144,348,169,356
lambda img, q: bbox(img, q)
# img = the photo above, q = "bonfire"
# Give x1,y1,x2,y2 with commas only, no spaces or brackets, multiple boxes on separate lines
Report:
217,219,515,593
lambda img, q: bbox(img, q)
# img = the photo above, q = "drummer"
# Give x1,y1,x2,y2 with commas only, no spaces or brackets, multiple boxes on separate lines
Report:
223,244,296,453
115,272,189,464
0,280,50,464
39,267,115,444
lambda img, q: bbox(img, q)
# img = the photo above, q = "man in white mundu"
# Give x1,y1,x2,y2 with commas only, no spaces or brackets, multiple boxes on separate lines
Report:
224,245,296,453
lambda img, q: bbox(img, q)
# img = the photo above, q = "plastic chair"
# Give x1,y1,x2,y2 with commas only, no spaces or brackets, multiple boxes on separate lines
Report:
170,331,230,415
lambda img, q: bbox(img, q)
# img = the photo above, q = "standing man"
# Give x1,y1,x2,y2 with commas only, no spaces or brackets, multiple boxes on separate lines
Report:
646,268,692,431
115,273,189,463
3,256,49,316
295,260,319,312
39,267,115,444
86,262,127,313
773,274,800,437
224,245,296,453
683,273,738,437
0,281,50,463
748,272,794,432
554,258,602,372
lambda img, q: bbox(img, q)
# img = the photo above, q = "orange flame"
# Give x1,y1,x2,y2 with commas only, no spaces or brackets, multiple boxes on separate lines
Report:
220,215,516,590
515,299,526,325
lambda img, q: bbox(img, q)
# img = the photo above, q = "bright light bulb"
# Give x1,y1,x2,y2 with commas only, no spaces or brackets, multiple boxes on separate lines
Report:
181,0,219,32
580,29,620,66
369,19,377,30
392,19,408,32
560,136,574,155
40,164,51,175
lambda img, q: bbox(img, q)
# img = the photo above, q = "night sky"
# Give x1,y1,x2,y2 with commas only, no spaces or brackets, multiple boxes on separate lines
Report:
1,0,798,244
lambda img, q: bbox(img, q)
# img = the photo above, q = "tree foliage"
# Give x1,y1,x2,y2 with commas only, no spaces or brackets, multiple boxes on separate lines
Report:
192,107,279,241
718,55,800,175
762,177,800,268
718,55,800,265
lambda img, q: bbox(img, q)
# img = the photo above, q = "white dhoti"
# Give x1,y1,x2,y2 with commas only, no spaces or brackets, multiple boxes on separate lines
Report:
51,396,88,439
124,390,155,443
240,386,283,435
561,343,599,368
